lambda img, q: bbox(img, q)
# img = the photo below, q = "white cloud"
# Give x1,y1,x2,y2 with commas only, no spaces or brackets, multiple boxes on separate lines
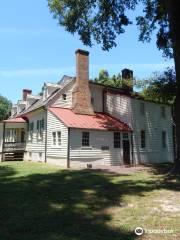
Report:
0,67,75,78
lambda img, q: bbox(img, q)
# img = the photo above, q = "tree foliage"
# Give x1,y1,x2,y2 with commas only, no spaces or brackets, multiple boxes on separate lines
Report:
0,95,12,121
48,0,172,56
141,68,176,104
94,69,133,88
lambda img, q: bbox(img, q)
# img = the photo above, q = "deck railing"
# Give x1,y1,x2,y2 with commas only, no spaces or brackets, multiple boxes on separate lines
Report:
3,142,26,152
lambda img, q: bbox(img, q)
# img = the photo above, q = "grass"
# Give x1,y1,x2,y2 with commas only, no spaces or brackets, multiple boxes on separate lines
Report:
0,161,179,240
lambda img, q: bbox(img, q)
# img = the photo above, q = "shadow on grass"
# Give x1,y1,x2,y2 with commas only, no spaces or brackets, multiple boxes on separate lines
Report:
0,165,139,240
0,163,179,240
148,163,180,191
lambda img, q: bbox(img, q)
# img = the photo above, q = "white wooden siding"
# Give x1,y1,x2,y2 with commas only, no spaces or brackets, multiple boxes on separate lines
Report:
69,129,127,167
105,92,132,126
46,111,68,167
89,84,104,112
24,109,46,162
51,82,74,108
131,99,174,163
104,91,174,164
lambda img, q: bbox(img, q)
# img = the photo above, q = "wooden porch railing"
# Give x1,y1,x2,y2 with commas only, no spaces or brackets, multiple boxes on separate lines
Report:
3,142,26,152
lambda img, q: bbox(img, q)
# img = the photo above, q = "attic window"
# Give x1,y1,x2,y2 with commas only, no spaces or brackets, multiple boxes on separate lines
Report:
62,94,67,101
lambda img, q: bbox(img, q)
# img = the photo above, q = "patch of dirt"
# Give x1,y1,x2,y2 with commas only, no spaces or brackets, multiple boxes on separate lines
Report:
153,192,180,214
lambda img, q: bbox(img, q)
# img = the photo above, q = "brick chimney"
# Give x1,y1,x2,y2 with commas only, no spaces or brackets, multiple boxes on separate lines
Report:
72,49,94,115
23,89,32,101
121,69,133,92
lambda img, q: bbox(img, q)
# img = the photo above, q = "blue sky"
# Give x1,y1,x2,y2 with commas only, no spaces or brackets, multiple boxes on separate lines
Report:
0,0,174,103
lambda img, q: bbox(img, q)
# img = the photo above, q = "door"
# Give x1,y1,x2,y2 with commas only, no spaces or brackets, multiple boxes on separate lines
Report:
123,140,130,165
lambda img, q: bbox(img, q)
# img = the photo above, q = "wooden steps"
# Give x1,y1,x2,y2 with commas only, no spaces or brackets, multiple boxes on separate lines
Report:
3,152,24,161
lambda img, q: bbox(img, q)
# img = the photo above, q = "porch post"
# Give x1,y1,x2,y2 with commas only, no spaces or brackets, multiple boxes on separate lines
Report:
1,122,6,162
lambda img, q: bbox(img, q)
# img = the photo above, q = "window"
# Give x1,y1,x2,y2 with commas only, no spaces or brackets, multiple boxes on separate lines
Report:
161,106,166,118
114,132,121,148
62,94,67,101
123,132,129,140
91,97,94,105
82,132,90,146
162,131,167,148
140,102,145,115
52,131,61,147
57,132,61,146
141,130,146,148
37,119,45,140
52,132,56,146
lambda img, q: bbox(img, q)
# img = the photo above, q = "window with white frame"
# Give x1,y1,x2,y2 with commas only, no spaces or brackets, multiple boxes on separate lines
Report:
37,119,45,140
114,132,121,148
52,131,61,147
62,93,67,101
141,130,146,148
82,132,90,147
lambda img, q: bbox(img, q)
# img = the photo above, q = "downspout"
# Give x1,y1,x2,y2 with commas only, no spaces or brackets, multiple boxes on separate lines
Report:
67,128,70,168
1,122,6,162
44,108,48,163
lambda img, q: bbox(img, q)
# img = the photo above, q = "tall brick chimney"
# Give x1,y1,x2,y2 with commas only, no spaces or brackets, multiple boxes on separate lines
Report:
72,49,94,115
23,89,32,101
121,68,133,92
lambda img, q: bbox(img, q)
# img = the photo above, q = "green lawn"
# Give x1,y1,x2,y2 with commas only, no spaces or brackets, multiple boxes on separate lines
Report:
0,161,179,240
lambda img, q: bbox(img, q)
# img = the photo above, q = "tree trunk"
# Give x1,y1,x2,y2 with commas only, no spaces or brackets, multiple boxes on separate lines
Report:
165,0,180,173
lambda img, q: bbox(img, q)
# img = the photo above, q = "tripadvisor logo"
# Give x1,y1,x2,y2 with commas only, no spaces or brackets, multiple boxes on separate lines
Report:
135,227,144,236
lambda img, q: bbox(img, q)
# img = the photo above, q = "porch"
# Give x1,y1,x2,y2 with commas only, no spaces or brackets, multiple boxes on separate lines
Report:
0,118,27,161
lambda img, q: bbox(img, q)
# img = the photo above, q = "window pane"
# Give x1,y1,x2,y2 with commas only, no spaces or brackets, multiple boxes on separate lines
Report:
82,132,90,146
140,102,145,115
114,132,121,148
162,131,167,148
57,132,61,146
62,94,67,100
141,130,146,148
123,133,128,139
52,132,56,146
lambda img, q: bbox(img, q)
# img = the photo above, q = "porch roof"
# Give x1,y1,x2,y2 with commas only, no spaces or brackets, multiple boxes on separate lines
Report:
49,107,132,132
1,117,27,123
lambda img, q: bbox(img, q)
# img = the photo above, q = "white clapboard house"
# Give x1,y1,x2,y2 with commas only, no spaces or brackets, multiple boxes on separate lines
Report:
0,49,174,167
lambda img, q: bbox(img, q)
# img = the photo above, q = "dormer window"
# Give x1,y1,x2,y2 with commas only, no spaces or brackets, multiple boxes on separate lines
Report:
62,93,67,101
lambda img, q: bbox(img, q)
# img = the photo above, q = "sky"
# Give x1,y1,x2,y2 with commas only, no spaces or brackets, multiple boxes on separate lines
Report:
0,0,174,103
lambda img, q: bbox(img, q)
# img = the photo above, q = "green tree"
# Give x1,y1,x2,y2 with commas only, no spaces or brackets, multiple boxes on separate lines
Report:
0,95,12,121
48,0,180,172
141,68,176,104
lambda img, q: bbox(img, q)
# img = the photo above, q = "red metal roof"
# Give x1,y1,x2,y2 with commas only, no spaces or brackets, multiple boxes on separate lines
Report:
1,117,26,123
49,107,132,131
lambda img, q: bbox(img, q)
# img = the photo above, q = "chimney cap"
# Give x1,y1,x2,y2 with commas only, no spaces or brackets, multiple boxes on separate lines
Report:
75,49,89,56
23,89,32,93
